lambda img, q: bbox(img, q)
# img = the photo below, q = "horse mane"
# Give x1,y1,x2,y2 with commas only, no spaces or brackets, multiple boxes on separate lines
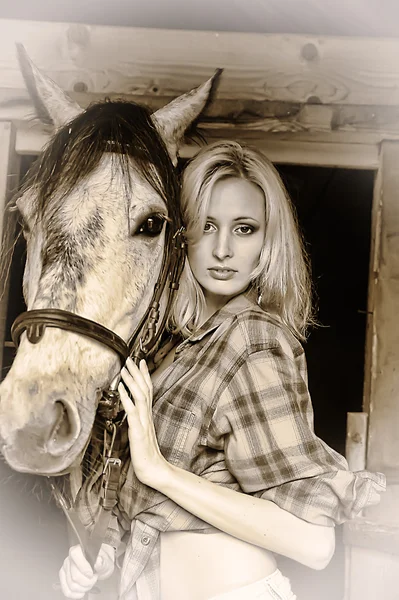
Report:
23,99,181,223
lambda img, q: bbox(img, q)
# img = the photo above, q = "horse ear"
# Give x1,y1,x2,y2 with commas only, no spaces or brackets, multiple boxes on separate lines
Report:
16,43,83,129
152,69,222,166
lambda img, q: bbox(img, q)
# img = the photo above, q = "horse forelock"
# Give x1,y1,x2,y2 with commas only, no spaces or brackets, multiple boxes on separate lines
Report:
23,99,181,223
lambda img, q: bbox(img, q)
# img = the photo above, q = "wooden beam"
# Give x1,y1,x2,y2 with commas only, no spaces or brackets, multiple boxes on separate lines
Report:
363,165,382,416
12,122,380,169
195,137,380,169
0,122,20,374
346,412,368,471
366,141,399,484
344,545,399,600
13,119,391,156
344,519,399,556
0,123,19,238
4,87,399,147
1,19,399,108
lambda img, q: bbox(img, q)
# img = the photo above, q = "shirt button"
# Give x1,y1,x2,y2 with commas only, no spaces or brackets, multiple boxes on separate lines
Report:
141,535,151,546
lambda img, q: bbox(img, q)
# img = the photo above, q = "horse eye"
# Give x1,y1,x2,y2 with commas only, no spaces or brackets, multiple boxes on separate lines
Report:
136,215,165,237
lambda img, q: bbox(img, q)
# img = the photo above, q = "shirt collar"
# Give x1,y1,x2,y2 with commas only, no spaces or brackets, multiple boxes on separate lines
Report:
175,292,259,352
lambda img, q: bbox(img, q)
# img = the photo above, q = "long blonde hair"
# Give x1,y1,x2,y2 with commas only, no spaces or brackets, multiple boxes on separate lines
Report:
171,141,314,340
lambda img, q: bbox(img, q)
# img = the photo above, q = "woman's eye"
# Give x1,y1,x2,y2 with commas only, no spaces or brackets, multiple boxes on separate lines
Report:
236,225,254,235
204,222,215,233
136,215,165,237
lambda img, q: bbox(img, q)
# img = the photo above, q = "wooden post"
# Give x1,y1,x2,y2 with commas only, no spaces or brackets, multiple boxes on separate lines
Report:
366,141,399,479
0,121,20,374
344,141,399,599
346,412,368,472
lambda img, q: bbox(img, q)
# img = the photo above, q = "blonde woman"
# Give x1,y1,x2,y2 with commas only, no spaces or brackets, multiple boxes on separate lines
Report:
59,142,385,600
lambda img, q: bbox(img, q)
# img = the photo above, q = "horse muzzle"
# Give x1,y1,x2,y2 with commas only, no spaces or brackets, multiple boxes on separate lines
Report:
0,387,94,475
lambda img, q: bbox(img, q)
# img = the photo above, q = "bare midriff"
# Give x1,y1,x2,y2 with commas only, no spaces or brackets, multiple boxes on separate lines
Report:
160,530,277,600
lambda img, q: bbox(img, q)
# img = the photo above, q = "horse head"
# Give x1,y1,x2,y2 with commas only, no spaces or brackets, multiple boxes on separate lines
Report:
0,46,218,476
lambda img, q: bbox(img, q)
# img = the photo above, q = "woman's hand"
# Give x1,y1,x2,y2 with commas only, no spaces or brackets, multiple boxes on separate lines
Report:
59,543,115,599
118,357,167,486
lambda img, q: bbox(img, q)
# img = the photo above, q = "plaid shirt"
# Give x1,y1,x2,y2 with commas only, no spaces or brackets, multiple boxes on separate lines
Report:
75,293,385,599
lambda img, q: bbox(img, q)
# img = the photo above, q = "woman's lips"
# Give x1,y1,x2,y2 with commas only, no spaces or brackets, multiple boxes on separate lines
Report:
208,268,237,281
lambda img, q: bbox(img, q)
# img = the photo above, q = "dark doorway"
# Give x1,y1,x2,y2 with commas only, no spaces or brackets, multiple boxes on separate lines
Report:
276,165,374,600
2,155,34,377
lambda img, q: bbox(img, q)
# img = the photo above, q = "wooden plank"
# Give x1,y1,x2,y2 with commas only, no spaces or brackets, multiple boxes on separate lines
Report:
13,117,387,156
344,519,399,556
0,122,20,373
4,87,399,135
1,19,399,107
13,121,380,169
344,545,399,600
220,139,380,169
15,121,394,156
357,142,399,600
362,165,382,416
366,142,399,488
346,412,368,471
0,123,19,237
6,88,399,148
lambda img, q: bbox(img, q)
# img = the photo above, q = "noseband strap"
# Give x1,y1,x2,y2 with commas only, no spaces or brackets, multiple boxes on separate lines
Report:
11,309,129,364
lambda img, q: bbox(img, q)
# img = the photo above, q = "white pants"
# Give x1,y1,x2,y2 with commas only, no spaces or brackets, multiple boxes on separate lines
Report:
209,569,296,600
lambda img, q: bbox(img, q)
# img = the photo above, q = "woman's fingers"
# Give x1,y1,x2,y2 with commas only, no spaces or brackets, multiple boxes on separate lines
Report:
120,358,153,416
118,356,165,485
59,545,98,598
69,545,94,579
68,548,97,591
118,381,136,416
94,543,116,581
59,567,86,599
121,367,147,403
139,359,153,394
125,357,148,391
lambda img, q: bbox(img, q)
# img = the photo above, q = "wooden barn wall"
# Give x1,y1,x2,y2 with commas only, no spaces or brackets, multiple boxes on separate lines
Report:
1,17,399,600
0,19,399,156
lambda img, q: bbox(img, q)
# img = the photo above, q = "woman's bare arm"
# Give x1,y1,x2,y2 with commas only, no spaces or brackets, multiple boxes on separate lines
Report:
119,358,335,571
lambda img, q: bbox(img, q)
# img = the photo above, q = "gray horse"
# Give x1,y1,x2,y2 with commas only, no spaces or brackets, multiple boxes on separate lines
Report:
0,47,217,477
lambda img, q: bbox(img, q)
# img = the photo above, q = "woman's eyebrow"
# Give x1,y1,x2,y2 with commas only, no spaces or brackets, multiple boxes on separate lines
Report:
206,215,260,222
231,216,260,223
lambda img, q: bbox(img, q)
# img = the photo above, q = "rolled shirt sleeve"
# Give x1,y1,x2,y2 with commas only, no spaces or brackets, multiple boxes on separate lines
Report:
212,342,386,526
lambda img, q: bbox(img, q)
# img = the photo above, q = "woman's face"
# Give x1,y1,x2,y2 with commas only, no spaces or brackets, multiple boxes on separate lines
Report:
187,176,266,310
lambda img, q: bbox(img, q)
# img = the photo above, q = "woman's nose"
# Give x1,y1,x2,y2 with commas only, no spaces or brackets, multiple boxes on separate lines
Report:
212,232,233,260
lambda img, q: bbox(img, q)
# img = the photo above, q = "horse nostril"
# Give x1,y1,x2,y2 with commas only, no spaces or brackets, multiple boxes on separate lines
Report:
46,400,80,456
54,401,71,438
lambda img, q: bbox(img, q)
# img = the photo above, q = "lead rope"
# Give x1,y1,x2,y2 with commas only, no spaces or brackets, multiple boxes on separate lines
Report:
81,423,122,561
50,423,122,568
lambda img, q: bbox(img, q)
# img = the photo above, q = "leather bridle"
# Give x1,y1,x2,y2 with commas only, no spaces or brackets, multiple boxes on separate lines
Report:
11,222,186,424
11,308,130,363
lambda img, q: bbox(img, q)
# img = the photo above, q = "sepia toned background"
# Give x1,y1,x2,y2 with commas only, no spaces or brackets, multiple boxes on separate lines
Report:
1,2,399,599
